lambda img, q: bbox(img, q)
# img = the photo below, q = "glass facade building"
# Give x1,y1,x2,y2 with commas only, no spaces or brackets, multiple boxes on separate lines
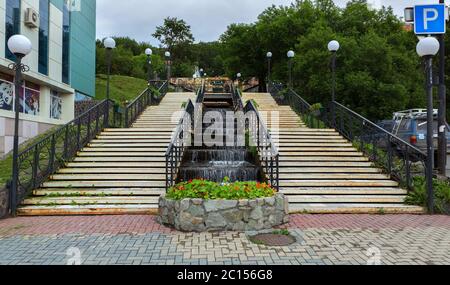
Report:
39,0,49,75
0,0,97,157
5,0,20,61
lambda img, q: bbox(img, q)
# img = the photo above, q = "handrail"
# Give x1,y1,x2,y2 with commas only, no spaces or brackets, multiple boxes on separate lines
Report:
9,99,119,211
332,101,426,156
329,101,427,190
165,82,205,190
196,80,206,104
234,83,279,190
124,80,169,128
231,83,244,112
268,81,427,191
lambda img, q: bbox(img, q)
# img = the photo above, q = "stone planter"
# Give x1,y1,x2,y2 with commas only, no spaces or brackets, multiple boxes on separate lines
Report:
158,193,289,232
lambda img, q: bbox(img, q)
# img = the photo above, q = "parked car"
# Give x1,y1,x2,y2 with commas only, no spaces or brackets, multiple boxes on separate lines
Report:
391,109,450,152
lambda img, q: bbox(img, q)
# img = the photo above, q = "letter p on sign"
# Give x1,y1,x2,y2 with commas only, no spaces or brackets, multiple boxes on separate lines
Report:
415,4,446,35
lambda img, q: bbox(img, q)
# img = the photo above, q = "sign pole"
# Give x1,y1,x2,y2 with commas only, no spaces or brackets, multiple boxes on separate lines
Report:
438,0,447,176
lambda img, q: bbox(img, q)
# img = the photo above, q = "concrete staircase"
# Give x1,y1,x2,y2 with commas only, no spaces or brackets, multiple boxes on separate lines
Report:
242,93,425,214
17,93,196,216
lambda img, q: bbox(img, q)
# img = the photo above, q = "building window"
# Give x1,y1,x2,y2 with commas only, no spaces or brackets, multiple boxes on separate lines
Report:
39,0,50,75
50,91,62,119
0,74,40,116
62,1,71,84
5,0,21,61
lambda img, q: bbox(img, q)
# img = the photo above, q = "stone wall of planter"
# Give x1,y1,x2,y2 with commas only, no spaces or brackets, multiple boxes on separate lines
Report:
0,186,9,219
158,193,289,232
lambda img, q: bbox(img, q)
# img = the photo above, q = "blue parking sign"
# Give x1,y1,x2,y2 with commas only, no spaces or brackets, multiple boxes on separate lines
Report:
415,4,446,35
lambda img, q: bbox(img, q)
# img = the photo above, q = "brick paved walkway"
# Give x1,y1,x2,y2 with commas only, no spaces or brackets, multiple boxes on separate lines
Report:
0,215,449,265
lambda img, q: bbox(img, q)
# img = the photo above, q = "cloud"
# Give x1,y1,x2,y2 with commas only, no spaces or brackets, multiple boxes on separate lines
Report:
96,0,450,45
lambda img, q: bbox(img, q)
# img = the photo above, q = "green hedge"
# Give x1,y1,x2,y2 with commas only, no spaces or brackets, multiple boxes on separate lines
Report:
406,177,450,214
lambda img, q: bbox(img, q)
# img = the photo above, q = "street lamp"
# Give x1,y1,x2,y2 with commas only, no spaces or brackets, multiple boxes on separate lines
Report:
165,51,171,81
328,40,340,127
417,36,440,214
267,52,273,90
145,48,153,101
200,68,204,77
7,34,32,215
237,73,242,88
104,37,116,127
287,50,295,89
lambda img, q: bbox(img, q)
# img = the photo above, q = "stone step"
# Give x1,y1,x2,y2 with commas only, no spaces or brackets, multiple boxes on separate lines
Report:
97,136,173,140
82,148,167,152
50,174,166,180
34,188,165,196
285,195,406,204
102,128,175,132
279,167,381,173
279,147,357,152
279,152,364,157
279,161,373,167
77,152,166,157
280,180,398,187
100,132,174,136
73,157,166,162
66,162,166,168
278,143,353,147
88,143,169,147
22,196,160,205
279,157,368,162
279,173,389,180
90,139,171,143
17,204,159,216
288,204,425,214
42,181,166,188
58,168,166,174
280,187,407,195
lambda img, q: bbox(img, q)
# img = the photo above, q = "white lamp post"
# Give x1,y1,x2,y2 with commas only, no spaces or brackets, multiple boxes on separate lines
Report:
165,51,171,81
103,37,116,127
328,40,340,127
267,52,273,84
145,48,153,84
417,36,440,214
7,34,32,215
287,50,295,89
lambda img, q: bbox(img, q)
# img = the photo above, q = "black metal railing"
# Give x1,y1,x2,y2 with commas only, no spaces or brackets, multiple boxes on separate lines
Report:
196,80,206,104
325,101,427,191
165,82,205,190
231,83,244,111
124,80,168,127
243,100,280,190
10,99,119,210
268,81,427,191
268,82,325,129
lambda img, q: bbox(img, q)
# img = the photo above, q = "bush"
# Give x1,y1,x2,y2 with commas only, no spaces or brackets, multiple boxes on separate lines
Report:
406,176,450,214
166,178,276,200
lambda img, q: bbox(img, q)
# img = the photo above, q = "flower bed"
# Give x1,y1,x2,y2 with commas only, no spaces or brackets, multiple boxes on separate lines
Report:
166,179,276,200
159,180,289,232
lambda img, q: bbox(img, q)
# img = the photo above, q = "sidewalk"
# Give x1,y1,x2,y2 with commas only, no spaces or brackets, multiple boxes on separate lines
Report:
0,215,449,265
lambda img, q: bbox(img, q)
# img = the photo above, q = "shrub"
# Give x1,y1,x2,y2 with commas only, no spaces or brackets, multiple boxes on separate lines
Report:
166,178,276,200
406,176,450,214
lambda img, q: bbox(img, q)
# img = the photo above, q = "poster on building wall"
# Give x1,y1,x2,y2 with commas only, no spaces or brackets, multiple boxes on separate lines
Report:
20,88,40,115
50,91,62,120
0,79,14,111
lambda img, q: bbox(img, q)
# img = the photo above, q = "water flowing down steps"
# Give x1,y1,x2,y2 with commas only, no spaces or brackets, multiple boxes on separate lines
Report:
17,92,196,216
242,93,425,214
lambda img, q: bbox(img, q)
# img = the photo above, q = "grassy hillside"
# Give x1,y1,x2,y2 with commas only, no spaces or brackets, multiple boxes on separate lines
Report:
95,74,148,105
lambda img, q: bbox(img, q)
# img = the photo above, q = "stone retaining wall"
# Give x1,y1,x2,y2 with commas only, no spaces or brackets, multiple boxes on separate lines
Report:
158,194,289,232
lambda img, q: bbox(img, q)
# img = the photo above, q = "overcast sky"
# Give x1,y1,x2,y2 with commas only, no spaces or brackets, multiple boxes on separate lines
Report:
96,0,449,45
